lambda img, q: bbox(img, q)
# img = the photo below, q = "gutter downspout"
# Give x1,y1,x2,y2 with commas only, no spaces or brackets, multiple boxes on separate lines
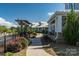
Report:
55,32,58,40
53,32,58,47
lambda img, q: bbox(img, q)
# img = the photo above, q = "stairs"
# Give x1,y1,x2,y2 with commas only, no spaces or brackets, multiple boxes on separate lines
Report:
48,32,65,44
56,33,65,44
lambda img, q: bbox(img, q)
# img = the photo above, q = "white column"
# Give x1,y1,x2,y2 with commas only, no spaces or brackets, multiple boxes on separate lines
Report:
55,15,62,32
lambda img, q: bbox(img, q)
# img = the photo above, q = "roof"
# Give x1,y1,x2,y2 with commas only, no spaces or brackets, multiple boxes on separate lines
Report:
48,10,79,23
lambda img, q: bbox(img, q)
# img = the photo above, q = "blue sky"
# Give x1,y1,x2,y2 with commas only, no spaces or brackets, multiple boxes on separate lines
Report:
0,3,65,23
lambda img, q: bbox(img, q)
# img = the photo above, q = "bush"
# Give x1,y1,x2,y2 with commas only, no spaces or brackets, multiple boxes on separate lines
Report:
42,35,52,44
27,39,31,45
63,8,79,45
19,37,28,49
6,41,22,52
4,52,13,56
6,37,29,53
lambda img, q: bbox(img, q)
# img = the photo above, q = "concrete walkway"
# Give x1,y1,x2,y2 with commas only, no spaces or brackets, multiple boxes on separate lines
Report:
27,34,51,56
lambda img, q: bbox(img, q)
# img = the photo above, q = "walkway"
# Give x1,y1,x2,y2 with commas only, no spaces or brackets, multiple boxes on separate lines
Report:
27,34,51,56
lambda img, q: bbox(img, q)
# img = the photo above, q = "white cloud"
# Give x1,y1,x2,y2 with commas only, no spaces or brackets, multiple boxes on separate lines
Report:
31,21,48,28
48,12,55,16
0,17,18,28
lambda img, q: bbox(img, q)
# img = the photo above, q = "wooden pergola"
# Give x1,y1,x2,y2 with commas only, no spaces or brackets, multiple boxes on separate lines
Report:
15,19,31,37
16,19,31,26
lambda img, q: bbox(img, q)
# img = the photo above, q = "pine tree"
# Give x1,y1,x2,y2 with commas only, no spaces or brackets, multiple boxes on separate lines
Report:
63,7,79,45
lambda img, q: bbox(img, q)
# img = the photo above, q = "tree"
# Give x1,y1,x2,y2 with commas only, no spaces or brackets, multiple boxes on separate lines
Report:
0,26,7,32
63,7,79,45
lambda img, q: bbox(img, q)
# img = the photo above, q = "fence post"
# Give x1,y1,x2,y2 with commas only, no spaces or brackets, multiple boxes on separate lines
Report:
4,32,6,53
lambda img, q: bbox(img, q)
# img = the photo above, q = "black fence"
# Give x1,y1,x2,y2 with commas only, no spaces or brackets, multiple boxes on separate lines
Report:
0,34,16,56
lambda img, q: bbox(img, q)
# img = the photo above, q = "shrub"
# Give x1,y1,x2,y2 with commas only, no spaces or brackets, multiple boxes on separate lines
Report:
6,41,22,52
42,35,52,44
19,37,28,49
6,37,29,53
28,39,32,45
63,8,79,45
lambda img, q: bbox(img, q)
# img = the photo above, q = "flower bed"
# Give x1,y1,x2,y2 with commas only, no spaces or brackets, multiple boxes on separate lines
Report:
5,36,29,56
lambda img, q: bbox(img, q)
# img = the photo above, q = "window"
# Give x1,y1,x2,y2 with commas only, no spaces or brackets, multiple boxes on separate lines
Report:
62,16,66,26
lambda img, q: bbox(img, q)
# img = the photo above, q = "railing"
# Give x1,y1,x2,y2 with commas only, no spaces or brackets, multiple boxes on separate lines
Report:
0,34,16,55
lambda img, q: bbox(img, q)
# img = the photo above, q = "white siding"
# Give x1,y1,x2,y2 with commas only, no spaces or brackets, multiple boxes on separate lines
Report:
55,15,62,32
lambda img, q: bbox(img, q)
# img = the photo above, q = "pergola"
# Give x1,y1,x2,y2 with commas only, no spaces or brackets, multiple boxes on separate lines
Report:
16,19,31,26
15,19,31,37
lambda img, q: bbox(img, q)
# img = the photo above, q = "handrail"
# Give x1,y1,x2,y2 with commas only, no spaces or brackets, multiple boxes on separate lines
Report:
54,32,58,40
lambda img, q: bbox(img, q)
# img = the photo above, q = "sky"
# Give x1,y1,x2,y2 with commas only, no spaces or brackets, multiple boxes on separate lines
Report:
0,3,65,28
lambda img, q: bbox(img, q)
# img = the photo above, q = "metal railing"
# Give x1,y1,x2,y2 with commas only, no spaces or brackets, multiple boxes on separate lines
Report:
0,34,16,55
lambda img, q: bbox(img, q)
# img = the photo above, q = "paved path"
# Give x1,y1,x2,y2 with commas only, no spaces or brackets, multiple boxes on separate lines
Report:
27,34,51,56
